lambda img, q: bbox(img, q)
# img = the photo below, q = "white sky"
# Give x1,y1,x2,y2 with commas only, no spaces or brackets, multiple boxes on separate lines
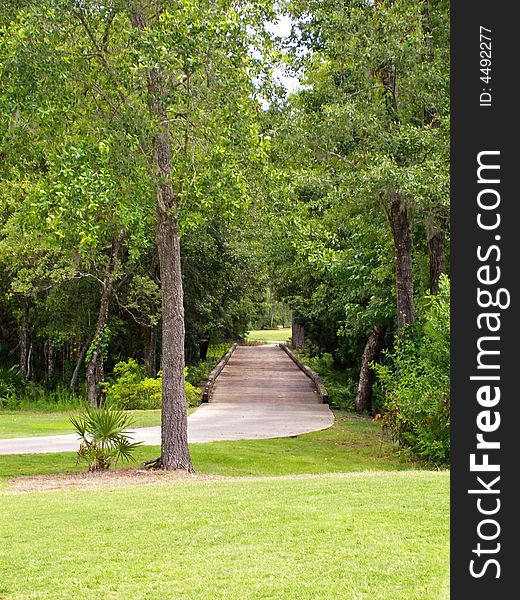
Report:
265,15,301,94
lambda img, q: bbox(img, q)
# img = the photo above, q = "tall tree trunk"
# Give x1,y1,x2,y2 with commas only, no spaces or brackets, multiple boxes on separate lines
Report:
389,193,415,330
18,297,29,379
44,340,55,386
26,342,33,380
86,231,126,407
199,339,209,362
70,341,88,393
131,6,193,472
144,326,158,377
292,317,305,349
420,0,440,126
420,0,445,294
427,227,446,295
355,325,385,414
156,211,192,471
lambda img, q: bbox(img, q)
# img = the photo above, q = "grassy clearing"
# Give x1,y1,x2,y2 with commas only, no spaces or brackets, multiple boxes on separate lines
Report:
0,409,162,439
0,412,416,481
0,471,449,599
246,328,292,343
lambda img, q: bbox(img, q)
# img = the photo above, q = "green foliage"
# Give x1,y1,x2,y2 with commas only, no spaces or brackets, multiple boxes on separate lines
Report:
0,0,273,403
0,368,84,412
184,376,202,408
0,365,22,406
185,343,235,387
69,407,142,471
298,352,357,410
103,359,201,410
103,359,161,410
374,276,450,465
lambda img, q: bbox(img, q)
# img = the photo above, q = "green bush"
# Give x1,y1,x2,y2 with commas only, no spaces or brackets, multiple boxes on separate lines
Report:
374,276,450,466
184,375,202,407
297,352,357,411
103,359,201,409
185,343,234,388
70,407,142,471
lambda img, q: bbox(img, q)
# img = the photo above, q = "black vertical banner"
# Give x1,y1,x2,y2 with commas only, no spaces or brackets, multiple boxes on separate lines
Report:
451,1,518,597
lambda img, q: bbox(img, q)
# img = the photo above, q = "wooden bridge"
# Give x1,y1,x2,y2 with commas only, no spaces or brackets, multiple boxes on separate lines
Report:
0,344,333,455
185,344,333,442
209,344,327,405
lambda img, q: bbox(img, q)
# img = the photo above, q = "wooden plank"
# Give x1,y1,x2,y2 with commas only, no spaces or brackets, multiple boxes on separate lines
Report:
209,345,325,405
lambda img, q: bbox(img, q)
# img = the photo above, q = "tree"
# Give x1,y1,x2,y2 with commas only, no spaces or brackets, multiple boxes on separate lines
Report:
287,0,449,330
257,0,449,411
1,0,272,469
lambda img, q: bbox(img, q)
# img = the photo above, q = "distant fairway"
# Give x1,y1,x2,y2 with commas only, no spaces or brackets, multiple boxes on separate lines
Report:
246,328,292,343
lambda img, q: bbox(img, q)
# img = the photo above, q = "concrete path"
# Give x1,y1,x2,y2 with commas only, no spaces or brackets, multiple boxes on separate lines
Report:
0,345,333,455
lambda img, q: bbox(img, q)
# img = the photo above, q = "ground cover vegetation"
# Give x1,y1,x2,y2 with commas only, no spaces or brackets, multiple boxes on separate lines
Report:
0,411,416,480
0,471,449,599
1,0,450,469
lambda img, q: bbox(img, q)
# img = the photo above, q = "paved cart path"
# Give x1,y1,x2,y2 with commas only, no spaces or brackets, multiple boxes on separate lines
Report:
0,345,333,455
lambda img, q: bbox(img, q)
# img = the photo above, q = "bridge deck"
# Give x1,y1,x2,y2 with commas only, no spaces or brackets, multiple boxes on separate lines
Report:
210,345,321,404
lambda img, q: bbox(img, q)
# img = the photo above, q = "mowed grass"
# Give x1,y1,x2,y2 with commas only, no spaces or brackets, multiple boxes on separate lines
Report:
0,471,449,599
0,412,449,598
0,409,162,438
0,412,416,481
246,327,292,343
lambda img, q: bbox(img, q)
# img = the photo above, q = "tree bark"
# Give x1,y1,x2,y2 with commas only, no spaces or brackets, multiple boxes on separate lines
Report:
130,5,193,472
355,325,385,414
199,339,210,362
44,340,55,386
18,297,29,379
156,211,192,471
427,227,446,295
26,342,33,381
292,317,305,349
86,231,125,407
389,193,415,330
70,341,88,393
144,326,158,377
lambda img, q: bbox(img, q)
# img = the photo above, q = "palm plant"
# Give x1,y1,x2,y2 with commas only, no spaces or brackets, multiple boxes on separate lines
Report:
70,407,142,471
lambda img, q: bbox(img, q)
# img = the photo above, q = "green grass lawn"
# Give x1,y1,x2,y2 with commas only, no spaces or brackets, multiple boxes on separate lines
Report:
246,327,292,343
0,409,162,438
0,412,416,481
0,412,448,598
0,471,449,599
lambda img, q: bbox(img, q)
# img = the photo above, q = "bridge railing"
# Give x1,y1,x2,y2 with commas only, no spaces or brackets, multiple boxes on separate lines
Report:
201,343,238,403
278,344,329,405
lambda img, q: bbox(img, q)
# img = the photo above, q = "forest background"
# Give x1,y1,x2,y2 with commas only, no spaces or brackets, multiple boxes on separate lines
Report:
0,0,450,466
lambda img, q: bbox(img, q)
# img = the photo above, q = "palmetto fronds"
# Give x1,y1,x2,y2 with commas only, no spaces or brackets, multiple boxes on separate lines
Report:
70,407,142,471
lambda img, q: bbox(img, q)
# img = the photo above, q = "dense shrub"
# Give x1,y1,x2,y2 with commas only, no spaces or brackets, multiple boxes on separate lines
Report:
185,343,234,387
0,365,21,408
103,359,201,410
374,276,450,466
70,407,142,471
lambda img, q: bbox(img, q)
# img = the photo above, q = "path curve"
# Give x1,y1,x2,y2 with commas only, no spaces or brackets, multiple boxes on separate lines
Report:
0,345,333,455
